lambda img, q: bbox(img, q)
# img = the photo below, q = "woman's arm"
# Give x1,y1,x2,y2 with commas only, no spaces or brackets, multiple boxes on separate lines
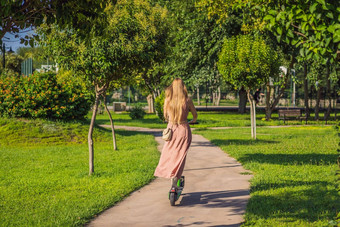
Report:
188,98,197,123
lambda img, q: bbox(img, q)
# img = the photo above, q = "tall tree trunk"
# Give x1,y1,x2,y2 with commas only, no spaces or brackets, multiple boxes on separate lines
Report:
104,95,117,151
303,63,310,118
150,93,154,113
326,68,332,119
197,86,200,105
147,94,154,113
265,83,272,120
247,90,256,139
88,92,100,175
239,87,247,114
252,97,256,139
216,86,221,106
315,87,322,120
212,91,216,105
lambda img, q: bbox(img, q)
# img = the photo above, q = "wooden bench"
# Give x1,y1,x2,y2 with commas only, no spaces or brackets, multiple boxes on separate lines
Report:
278,109,307,124
113,102,126,112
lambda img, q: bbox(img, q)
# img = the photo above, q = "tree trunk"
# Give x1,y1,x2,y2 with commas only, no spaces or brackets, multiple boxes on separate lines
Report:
265,83,272,120
238,87,247,114
253,97,256,139
150,93,154,113
212,91,216,106
216,86,221,106
303,63,310,118
315,87,322,120
104,95,117,151
326,68,332,119
88,92,100,175
147,94,154,113
247,90,256,139
197,86,200,105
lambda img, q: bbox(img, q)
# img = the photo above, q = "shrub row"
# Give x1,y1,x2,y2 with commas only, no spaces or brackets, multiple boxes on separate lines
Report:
0,72,92,120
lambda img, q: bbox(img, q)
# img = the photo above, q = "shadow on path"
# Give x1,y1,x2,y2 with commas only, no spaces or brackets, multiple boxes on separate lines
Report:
180,189,249,212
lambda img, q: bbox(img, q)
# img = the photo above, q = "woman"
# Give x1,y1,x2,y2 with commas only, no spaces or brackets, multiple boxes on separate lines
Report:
154,78,197,189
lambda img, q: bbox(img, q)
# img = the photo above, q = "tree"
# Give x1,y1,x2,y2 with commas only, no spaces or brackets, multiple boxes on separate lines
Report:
0,0,106,45
198,0,340,117
218,34,281,139
263,43,293,120
261,1,340,63
39,0,170,175
156,0,243,107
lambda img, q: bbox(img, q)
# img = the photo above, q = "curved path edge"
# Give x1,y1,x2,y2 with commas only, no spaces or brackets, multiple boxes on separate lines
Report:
88,125,252,227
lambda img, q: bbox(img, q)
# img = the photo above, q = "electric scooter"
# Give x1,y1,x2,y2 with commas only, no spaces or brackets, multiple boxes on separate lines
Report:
168,121,198,206
169,176,185,206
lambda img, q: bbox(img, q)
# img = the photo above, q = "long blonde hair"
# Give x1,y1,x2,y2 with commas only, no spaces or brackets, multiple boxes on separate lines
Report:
164,78,188,124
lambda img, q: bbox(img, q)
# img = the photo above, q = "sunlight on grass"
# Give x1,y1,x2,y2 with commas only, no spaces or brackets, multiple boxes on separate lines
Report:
0,118,160,226
195,126,339,226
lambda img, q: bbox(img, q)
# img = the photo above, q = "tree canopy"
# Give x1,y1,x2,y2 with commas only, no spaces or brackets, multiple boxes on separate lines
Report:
38,0,170,174
218,35,281,90
0,0,106,45
197,0,340,64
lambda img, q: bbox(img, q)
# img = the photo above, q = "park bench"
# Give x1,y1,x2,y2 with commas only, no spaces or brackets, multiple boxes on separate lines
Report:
278,109,307,124
113,102,126,112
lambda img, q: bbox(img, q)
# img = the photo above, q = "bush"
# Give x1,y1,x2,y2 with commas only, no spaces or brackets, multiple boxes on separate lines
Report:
128,105,146,120
154,92,165,122
0,72,92,120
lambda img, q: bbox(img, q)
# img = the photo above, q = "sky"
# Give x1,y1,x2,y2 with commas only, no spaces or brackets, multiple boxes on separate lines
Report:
2,28,36,53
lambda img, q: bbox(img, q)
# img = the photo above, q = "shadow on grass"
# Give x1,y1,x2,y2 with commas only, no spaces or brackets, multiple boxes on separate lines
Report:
238,153,338,165
95,125,153,137
247,183,339,223
210,139,280,146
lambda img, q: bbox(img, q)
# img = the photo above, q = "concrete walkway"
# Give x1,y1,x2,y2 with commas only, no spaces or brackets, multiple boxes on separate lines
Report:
88,126,252,227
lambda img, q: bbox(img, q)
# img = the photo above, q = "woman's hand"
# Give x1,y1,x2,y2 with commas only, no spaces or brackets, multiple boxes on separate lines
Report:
188,120,198,125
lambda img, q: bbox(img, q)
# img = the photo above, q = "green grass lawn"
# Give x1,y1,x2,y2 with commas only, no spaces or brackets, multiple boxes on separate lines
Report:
195,126,339,226
0,118,160,226
93,110,339,129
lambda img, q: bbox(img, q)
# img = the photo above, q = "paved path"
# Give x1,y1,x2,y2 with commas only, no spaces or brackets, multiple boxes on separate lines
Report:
88,126,252,227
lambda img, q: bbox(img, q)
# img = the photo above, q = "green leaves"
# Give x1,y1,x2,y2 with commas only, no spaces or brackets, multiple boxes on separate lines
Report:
260,1,340,63
218,34,281,90
39,0,170,91
310,3,318,13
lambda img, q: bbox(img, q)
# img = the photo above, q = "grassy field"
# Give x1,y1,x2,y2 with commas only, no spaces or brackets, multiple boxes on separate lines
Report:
194,126,339,226
0,118,160,226
1,113,338,226
93,110,339,129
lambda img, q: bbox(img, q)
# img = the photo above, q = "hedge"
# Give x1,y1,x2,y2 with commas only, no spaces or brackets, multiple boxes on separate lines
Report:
0,72,92,120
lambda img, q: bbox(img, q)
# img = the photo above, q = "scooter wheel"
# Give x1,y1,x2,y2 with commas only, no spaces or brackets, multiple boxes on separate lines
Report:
169,192,176,206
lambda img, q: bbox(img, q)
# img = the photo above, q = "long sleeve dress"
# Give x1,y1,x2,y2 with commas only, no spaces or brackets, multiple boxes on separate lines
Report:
154,99,192,179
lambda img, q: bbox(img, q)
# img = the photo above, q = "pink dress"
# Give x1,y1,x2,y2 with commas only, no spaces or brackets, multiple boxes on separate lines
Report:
154,99,192,179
